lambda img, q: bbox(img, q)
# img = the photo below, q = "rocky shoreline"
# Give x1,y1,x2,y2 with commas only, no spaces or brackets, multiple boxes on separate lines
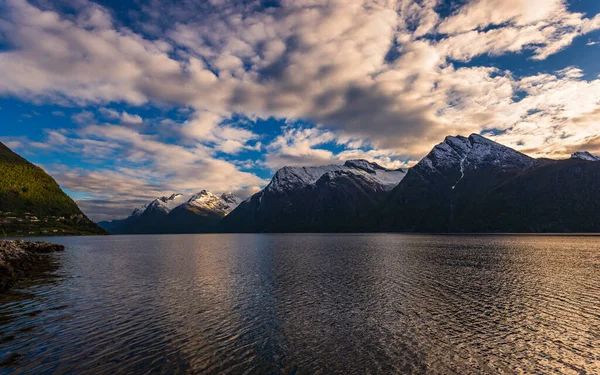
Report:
0,240,65,292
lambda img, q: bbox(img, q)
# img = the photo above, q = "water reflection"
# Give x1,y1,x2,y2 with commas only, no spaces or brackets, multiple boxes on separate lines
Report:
0,234,599,374
0,250,65,369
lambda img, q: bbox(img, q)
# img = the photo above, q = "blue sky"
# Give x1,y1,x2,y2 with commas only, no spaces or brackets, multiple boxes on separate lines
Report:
1,0,599,220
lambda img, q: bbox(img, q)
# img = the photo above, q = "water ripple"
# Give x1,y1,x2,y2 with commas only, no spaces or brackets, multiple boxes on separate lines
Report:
0,234,599,374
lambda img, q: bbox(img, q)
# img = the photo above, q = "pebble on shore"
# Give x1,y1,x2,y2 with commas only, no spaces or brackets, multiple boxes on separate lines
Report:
0,240,65,292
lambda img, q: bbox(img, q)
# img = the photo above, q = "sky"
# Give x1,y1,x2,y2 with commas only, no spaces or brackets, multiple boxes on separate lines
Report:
1,0,600,221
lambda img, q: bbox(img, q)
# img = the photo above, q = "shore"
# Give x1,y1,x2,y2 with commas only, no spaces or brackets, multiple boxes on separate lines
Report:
0,240,65,292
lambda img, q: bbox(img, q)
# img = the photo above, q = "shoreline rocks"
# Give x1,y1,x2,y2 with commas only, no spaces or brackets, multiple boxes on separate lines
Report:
0,240,65,292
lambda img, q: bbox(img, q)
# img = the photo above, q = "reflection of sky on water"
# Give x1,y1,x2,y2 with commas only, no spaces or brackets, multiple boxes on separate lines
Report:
0,234,598,374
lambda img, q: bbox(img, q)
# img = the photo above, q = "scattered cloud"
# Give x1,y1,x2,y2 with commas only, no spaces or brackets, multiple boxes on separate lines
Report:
71,110,95,125
2,0,598,152
264,126,410,170
120,112,143,125
0,0,599,219
28,122,267,220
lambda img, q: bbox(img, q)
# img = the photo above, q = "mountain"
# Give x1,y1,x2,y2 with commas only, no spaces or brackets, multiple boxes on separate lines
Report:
0,142,105,236
380,134,535,232
221,160,406,232
99,194,185,234
461,157,600,232
571,151,600,161
101,134,600,234
99,191,240,234
167,191,240,233
380,134,600,232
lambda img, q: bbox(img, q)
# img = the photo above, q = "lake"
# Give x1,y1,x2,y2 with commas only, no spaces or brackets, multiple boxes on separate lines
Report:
1,234,599,374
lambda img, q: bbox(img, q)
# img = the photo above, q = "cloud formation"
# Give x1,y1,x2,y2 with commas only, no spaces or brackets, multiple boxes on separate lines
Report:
1,0,599,219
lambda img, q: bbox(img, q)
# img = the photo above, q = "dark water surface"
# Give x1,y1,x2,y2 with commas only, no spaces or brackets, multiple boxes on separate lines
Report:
1,234,599,374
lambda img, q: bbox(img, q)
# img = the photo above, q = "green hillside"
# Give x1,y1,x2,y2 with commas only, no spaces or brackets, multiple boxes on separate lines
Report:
0,142,106,236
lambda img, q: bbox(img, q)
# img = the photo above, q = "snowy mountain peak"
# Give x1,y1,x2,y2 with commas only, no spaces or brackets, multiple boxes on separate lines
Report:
187,190,240,215
419,133,534,175
267,165,348,193
444,135,470,150
159,193,183,203
128,190,240,219
344,159,384,173
267,160,406,194
571,151,600,161
148,193,185,214
131,204,148,217
188,190,211,202
220,192,240,205
130,193,185,216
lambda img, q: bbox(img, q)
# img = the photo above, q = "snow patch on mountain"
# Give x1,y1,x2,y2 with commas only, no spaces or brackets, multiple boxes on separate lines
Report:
187,190,241,215
129,191,240,218
571,151,600,161
266,160,406,193
145,193,184,214
452,154,468,190
130,193,185,216
418,134,534,175
131,204,148,217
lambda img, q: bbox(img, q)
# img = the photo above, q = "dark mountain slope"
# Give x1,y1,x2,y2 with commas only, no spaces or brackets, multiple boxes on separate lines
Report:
463,158,600,232
221,160,406,233
98,191,240,234
380,134,535,232
0,142,105,235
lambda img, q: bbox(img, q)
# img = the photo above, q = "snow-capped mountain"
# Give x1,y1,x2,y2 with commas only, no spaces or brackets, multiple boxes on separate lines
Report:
265,160,406,194
222,160,406,232
417,134,534,181
98,190,241,234
100,134,600,234
186,190,240,216
381,134,536,232
571,151,600,161
127,192,239,219
381,133,600,232
137,193,185,215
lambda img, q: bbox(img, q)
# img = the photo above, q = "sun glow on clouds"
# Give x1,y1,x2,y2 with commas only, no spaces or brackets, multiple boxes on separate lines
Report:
0,0,599,219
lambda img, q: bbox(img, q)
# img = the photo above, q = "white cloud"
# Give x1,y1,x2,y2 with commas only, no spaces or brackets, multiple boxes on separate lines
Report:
264,126,410,170
32,123,268,220
180,111,260,154
438,0,565,34
120,112,143,125
1,0,600,219
1,0,598,154
71,110,95,125
99,108,143,125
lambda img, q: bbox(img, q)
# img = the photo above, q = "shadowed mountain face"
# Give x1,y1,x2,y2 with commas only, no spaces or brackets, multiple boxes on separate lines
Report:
461,158,600,232
99,191,241,234
379,134,536,232
380,135,600,233
221,160,407,232
102,135,600,234
0,142,105,236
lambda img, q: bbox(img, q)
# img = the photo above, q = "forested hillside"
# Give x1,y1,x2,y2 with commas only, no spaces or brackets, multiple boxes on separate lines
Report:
0,142,105,236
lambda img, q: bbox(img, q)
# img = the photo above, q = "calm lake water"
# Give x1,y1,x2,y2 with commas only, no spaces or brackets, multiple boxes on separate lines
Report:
1,234,599,374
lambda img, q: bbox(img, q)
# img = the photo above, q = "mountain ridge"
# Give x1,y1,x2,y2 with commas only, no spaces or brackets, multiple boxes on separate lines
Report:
98,138,600,234
98,190,241,234
0,142,106,236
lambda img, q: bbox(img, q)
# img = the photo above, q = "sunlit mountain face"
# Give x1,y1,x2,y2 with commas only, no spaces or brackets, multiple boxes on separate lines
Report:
1,0,599,221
